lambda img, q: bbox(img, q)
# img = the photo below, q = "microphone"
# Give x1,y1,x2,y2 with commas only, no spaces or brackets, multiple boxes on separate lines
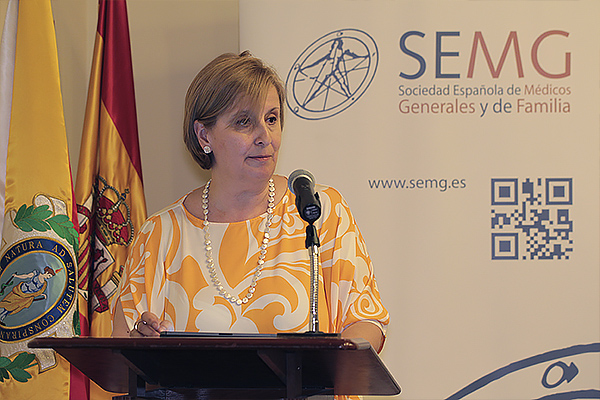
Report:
288,169,321,224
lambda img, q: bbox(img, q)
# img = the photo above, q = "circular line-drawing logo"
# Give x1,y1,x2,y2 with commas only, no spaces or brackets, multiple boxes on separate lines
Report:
445,343,600,400
286,28,379,120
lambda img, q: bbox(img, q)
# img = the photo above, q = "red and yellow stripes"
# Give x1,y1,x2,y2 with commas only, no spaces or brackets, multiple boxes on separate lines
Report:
75,2,145,398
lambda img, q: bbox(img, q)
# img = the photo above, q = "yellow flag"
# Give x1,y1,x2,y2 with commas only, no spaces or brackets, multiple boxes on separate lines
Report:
0,0,87,399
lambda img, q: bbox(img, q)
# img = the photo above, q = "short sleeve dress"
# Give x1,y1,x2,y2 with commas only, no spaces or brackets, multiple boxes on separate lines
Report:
118,182,389,337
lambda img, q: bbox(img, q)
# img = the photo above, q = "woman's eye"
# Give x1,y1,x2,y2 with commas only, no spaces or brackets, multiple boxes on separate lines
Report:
266,115,278,125
236,117,251,127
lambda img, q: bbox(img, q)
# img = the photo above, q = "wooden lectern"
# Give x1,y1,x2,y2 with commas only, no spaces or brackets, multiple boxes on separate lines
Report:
29,335,400,399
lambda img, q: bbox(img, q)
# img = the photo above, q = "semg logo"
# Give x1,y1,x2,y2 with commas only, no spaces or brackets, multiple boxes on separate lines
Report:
400,30,571,80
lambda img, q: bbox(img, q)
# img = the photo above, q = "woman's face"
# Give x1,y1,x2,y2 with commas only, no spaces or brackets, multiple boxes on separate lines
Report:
197,86,282,184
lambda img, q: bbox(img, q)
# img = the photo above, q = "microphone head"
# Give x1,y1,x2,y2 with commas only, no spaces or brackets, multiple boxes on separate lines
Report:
288,169,315,195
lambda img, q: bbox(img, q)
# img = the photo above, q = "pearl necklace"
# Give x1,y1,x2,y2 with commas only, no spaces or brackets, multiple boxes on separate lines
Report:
202,178,275,306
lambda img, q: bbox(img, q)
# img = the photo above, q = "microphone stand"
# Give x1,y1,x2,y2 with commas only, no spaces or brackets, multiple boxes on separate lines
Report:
286,170,338,337
301,223,336,337
305,223,320,333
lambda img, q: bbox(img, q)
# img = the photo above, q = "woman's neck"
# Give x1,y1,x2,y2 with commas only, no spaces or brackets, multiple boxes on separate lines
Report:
205,176,273,222
184,174,287,223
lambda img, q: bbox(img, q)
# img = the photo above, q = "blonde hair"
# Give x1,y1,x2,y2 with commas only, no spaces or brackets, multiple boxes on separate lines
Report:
183,51,285,169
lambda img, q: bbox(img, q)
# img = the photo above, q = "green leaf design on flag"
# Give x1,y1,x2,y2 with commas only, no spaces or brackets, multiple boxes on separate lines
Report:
73,307,81,336
13,204,79,252
0,352,37,383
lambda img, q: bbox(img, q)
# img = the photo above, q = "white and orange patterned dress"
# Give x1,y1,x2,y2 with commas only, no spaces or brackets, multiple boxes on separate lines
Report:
118,182,389,337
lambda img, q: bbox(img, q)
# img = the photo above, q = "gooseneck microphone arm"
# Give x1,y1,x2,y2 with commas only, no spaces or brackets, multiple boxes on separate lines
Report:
305,224,320,332
288,169,322,333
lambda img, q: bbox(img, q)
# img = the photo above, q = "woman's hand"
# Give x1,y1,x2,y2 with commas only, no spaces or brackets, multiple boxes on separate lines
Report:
130,311,174,337
341,321,385,353
112,300,174,337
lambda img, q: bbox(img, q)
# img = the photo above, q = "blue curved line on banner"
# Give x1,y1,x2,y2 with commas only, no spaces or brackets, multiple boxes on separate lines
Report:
533,389,600,400
445,343,600,400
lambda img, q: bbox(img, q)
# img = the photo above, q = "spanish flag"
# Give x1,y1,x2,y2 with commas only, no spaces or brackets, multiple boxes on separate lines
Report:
75,0,146,360
0,0,87,399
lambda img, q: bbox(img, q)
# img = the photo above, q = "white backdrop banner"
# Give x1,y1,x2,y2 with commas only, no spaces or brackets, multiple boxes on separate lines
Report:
240,1,600,399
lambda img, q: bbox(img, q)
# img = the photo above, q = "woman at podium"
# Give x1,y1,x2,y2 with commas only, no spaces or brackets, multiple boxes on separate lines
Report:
112,51,389,353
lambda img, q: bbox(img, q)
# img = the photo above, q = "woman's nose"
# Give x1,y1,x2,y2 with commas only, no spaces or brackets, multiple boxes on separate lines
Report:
254,123,272,147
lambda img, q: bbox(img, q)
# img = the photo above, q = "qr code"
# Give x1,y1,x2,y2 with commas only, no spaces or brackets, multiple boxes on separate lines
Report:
491,178,573,260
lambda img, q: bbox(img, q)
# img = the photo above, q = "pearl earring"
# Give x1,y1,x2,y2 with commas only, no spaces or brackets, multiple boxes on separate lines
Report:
203,145,212,154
